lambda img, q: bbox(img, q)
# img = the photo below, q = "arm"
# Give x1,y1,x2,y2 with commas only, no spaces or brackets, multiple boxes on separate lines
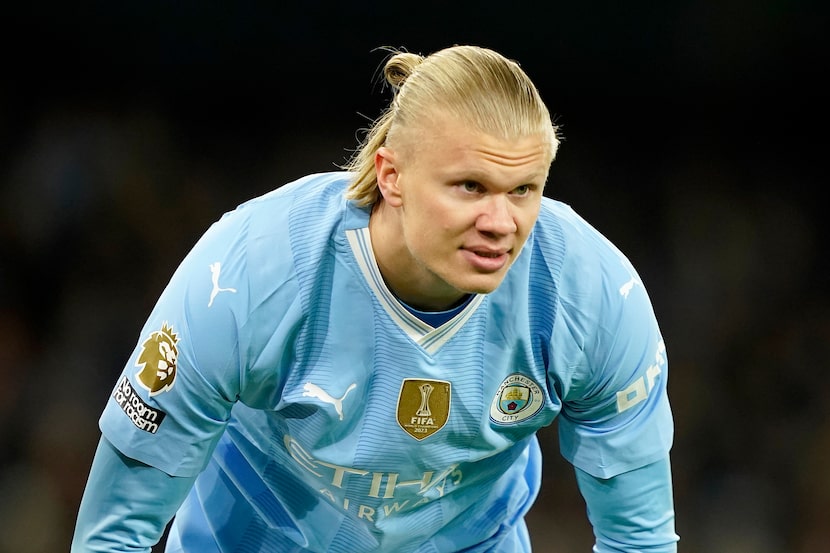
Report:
549,217,678,549
575,455,678,552
71,436,197,553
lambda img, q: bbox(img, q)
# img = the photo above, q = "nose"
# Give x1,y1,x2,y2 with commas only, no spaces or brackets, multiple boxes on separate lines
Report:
476,195,517,235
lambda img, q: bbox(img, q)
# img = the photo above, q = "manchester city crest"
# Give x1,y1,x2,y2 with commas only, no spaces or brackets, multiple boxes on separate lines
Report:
489,374,544,424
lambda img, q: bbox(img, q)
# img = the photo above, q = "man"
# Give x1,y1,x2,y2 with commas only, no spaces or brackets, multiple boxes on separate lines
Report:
72,45,678,552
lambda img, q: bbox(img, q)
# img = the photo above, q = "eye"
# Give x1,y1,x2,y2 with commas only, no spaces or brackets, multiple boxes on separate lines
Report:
511,184,533,196
461,181,483,193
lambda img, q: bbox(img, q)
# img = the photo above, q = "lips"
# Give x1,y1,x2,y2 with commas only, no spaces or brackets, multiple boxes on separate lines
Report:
469,245,510,257
461,247,511,272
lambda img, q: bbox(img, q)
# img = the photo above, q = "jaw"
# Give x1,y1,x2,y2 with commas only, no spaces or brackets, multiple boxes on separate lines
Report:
391,255,509,310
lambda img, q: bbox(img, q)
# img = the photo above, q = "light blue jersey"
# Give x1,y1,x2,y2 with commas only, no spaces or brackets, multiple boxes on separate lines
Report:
98,172,673,552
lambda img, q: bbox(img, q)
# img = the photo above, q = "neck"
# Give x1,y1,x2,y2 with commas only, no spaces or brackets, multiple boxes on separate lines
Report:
368,203,467,311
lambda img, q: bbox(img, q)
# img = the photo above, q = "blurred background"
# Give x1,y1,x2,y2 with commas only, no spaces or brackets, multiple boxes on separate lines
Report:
1,1,827,551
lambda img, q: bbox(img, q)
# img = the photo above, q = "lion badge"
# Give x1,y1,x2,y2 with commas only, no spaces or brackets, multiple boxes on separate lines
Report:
135,322,180,396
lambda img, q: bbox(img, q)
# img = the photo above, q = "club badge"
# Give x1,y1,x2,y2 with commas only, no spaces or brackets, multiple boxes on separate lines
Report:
397,378,451,440
489,373,545,424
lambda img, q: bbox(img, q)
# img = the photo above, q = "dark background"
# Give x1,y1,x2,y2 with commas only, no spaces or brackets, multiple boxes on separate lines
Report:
1,1,828,551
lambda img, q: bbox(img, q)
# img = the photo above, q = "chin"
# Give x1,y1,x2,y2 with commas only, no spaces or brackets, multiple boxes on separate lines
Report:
456,275,507,295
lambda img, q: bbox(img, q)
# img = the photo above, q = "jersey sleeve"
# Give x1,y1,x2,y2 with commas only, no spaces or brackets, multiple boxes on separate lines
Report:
71,436,197,552
99,208,252,477
575,455,678,551
555,240,674,479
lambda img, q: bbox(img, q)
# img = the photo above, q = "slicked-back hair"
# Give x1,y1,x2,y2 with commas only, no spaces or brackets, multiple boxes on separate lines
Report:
344,45,560,207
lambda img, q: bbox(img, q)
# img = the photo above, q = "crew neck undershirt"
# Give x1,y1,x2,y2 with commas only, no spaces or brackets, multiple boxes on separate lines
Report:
399,294,475,327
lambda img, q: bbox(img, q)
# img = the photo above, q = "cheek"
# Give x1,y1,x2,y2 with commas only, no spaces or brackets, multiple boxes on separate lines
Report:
404,208,457,259
519,203,542,232
407,195,454,231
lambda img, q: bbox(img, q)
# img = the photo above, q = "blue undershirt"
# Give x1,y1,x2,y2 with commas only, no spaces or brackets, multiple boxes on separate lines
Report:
399,295,475,327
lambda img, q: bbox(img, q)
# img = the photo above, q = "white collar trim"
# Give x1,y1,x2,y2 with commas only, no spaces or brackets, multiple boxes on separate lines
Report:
345,227,484,354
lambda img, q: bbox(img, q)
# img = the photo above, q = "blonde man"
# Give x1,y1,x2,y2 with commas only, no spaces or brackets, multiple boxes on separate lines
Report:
73,45,678,552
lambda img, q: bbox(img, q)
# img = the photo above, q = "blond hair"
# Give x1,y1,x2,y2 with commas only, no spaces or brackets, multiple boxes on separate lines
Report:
344,45,560,207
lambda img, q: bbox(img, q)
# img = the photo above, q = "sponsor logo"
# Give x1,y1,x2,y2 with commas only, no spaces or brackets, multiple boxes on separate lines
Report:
135,322,179,396
489,374,545,424
616,339,666,413
397,379,451,440
113,376,166,433
284,433,463,522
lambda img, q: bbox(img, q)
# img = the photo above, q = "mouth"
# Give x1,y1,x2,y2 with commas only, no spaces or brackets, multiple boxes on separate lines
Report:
474,250,505,258
461,247,511,272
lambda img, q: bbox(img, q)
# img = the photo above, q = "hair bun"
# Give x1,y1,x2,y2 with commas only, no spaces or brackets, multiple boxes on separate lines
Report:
384,52,424,90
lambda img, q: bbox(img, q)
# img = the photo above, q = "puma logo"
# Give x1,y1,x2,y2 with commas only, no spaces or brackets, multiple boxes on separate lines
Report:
208,262,237,307
302,382,357,420
619,276,641,299
617,256,642,299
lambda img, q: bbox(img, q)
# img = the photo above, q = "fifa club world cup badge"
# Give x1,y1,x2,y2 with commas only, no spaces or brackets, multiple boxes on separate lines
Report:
397,378,451,440
135,322,180,396
489,374,545,424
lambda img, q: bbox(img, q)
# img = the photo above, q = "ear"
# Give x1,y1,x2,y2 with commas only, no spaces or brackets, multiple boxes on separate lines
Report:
375,146,404,207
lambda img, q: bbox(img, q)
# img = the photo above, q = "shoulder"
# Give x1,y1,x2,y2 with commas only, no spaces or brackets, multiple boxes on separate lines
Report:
186,170,350,257
215,171,356,260
176,172,356,319
533,197,637,301
526,198,657,365
535,197,615,256
229,171,354,233
212,171,357,299
195,172,352,247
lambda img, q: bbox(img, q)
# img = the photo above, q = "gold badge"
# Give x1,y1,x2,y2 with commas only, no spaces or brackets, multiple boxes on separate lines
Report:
135,322,179,396
396,378,451,440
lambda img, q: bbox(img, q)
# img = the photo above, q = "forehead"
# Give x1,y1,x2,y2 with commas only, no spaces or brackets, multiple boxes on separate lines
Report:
403,116,552,182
